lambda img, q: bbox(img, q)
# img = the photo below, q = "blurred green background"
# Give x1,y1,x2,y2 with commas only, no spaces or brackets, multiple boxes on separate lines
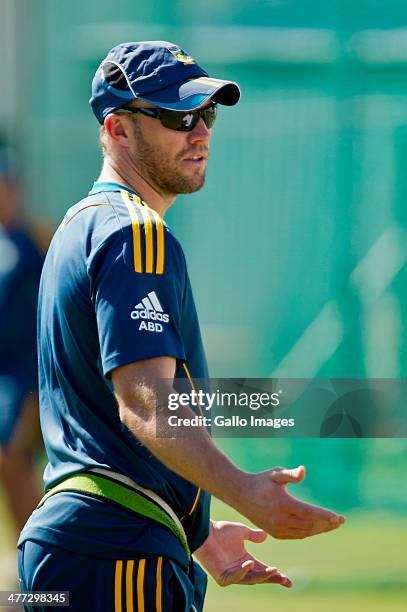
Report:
1,0,406,609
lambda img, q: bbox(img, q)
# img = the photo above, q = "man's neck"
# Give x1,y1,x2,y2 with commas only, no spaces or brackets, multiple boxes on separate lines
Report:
97,159,175,218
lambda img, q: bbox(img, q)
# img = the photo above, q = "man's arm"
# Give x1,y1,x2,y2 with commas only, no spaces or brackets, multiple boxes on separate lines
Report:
112,356,345,539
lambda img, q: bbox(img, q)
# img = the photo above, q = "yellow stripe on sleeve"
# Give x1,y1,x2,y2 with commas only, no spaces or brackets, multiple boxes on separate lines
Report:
136,559,146,612
181,362,203,518
136,200,153,274
156,557,163,612
142,202,165,275
187,488,202,517
115,560,123,612
154,213,165,275
121,190,143,273
182,363,204,417
126,560,135,612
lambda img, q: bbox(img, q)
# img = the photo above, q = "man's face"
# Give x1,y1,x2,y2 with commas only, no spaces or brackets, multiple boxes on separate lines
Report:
125,101,212,197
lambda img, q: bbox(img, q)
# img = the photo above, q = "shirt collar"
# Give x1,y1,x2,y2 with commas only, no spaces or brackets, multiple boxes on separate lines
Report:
88,181,140,196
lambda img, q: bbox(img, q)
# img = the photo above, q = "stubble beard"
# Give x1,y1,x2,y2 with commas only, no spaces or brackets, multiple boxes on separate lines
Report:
131,123,206,197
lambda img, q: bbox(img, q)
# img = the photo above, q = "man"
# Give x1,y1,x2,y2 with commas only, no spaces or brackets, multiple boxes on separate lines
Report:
18,42,344,611
0,144,43,537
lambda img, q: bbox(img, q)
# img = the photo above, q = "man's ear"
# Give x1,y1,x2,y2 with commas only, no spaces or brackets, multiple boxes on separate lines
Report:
104,113,131,148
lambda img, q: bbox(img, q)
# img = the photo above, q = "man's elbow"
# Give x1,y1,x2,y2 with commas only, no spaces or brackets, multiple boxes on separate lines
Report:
116,383,158,428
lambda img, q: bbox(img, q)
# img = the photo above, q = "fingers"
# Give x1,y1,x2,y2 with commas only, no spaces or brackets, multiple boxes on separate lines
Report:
264,569,293,588
275,511,344,535
270,465,345,527
270,465,306,485
219,560,254,586
275,516,314,530
220,563,293,587
268,493,345,539
272,521,343,539
245,527,268,544
287,497,345,526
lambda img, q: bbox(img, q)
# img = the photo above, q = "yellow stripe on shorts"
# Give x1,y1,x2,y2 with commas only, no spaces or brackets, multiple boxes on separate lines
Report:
115,560,123,612
136,559,146,612
126,560,135,612
156,557,163,612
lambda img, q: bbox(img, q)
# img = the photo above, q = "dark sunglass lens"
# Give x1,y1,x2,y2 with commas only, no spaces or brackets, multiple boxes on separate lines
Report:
159,110,198,131
159,107,216,131
159,110,182,130
179,113,198,131
202,106,217,129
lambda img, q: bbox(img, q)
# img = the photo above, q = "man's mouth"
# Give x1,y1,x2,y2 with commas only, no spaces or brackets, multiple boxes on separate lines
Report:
182,154,207,164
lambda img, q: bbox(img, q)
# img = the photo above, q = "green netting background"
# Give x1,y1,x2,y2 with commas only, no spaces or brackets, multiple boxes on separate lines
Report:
2,0,407,511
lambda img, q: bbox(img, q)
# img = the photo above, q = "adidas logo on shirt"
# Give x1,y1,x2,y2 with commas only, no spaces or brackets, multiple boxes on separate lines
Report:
130,291,170,333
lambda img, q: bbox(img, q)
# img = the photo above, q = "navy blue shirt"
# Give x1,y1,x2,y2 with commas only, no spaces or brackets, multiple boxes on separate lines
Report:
18,183,210,565
0,225,43,444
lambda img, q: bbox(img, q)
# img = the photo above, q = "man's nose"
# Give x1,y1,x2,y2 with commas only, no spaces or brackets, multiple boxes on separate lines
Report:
187,117,211,144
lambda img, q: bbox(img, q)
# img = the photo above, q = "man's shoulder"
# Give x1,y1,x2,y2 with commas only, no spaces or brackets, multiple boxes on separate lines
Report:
50,192,119,268
59,188,185,277
61,192,114,230
108,189,185,276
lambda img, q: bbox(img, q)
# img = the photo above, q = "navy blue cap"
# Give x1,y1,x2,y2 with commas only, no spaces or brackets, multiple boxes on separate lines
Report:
90,41,241,124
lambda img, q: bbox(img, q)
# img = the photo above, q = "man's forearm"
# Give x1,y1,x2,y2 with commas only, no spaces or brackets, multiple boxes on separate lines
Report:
119,396,251,514
115,371,345,540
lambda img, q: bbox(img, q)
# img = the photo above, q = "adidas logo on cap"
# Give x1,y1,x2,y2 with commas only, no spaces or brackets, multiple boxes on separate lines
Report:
130,291,170,333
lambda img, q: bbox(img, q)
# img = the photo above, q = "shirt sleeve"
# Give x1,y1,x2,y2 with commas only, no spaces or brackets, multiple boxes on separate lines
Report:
89,223,186,377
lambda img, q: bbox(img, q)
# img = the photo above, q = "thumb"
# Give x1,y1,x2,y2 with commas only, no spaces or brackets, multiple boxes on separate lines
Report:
245,527,268,544
271,465,306,485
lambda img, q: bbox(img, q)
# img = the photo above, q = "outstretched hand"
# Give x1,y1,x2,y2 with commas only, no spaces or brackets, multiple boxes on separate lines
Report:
194,520,292,588
240,464,345,539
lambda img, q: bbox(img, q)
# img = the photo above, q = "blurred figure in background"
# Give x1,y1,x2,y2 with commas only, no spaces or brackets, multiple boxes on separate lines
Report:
0,140,44,536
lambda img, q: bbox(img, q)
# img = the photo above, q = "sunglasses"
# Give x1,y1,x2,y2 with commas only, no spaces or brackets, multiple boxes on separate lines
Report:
118,103,217,132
